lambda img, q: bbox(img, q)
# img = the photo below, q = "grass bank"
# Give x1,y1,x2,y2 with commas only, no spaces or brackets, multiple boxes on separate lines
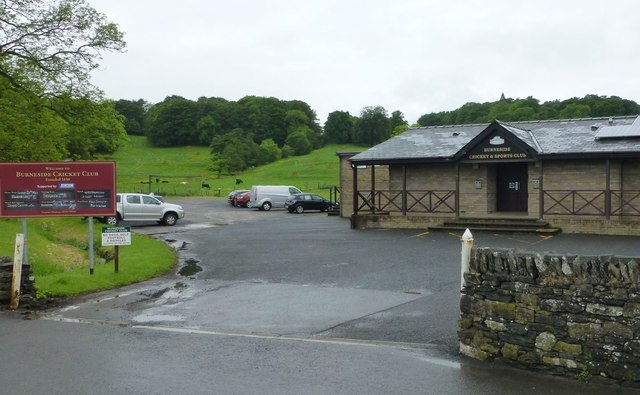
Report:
0,217,176,298
108,136,363,198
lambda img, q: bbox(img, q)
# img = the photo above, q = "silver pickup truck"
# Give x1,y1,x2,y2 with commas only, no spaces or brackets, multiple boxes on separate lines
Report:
102,193,185,226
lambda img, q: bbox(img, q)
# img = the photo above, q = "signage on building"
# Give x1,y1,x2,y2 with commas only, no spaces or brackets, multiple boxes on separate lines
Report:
0,162,116,218
464,133,531,161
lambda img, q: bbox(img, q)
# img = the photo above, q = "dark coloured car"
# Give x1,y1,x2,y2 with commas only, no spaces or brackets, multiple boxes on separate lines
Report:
227,190,249,206
284,193,333,213
233,191,251,208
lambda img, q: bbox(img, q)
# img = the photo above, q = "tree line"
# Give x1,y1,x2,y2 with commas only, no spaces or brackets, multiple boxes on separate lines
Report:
114,98,410,174
416,94,640,126
116,95,324,175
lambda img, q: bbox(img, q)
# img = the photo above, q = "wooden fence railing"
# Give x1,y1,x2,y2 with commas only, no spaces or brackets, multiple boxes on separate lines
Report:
353,189,640,218
543,190,640,216
356,190,456,214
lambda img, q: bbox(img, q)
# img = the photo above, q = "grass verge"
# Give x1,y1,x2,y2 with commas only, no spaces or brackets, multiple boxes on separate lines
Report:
0,217,176,298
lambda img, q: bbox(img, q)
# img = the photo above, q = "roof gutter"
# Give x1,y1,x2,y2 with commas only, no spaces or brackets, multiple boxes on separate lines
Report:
349,156,457,166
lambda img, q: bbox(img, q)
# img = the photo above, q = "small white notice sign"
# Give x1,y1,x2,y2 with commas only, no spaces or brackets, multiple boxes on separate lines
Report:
101,226,131,246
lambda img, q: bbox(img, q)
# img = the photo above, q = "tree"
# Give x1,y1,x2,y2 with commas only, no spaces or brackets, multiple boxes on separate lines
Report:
0,0,127,161
418,111,451,127
0,79,68,161
416,95,640,127
285,127,312,155
485,99,512,122
535,105,558,120
285,109,323,149
259,139,282,163
210,153,229,178
558,103,591,119
353,106,391,146
114,99,147,135
210,129,262,173
195,96,235,134
285,100,319,125
239,96,287,146
389,110,408,129
391,124,409,137
64,98,127,159
196,115,217,145
285,99,322,144
285,109,309,130
145,96,199,146
324,111,355,144
0,0,126,99
589,95,626,117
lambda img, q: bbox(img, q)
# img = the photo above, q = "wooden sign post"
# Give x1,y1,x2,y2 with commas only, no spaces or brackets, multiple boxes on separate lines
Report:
102,226,131,273
10,234,24,309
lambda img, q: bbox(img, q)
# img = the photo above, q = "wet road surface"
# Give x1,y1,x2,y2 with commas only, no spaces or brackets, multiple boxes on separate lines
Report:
4,198,640,394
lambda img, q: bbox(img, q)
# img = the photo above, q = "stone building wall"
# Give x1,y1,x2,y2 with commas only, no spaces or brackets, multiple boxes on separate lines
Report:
527,162,541,217
0,258,36,307
338,153,389,217
388,164,456,190
624,160,640,190
543,159,613,190
458,248,640,387
459,163,492,215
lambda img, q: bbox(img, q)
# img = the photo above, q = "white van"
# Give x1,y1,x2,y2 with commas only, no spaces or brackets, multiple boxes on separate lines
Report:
250,185,302,211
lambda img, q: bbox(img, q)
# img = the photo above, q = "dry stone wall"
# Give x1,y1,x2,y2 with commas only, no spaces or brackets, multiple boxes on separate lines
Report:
0,256,35,306
458,248,640,387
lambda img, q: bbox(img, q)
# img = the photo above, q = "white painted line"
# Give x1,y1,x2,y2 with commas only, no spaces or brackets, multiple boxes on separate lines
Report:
42,316,461,370
132,325,460,367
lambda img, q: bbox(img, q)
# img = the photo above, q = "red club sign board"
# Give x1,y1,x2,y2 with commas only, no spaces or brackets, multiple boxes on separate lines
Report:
0,162,116,218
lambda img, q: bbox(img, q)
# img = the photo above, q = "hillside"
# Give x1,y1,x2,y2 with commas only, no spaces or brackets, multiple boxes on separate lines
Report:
106,136,364,197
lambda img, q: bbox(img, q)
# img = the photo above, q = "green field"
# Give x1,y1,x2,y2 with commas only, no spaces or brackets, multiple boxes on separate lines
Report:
108,136,364,198
1,137,364,299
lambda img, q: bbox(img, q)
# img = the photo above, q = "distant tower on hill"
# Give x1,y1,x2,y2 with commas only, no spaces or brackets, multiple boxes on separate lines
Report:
499,92,506,101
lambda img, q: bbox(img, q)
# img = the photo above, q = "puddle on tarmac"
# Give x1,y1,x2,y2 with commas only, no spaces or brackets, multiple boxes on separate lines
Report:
143,287,170,299
178,258,202,276
174,281,188,290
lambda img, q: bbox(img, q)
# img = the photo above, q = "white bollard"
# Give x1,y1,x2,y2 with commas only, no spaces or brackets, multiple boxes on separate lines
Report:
461,228,474,290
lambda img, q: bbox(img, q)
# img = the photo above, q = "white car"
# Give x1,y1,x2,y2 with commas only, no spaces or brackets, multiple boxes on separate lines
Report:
102,193,185,226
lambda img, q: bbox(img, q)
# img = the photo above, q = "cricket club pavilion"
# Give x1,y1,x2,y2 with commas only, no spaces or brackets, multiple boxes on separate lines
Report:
338,115,640,235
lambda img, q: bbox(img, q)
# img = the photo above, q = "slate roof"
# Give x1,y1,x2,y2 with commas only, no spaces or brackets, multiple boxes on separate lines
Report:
350,115,640,164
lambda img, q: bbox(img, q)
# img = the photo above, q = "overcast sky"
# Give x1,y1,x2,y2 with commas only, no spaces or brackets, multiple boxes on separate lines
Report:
87,0,640,125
